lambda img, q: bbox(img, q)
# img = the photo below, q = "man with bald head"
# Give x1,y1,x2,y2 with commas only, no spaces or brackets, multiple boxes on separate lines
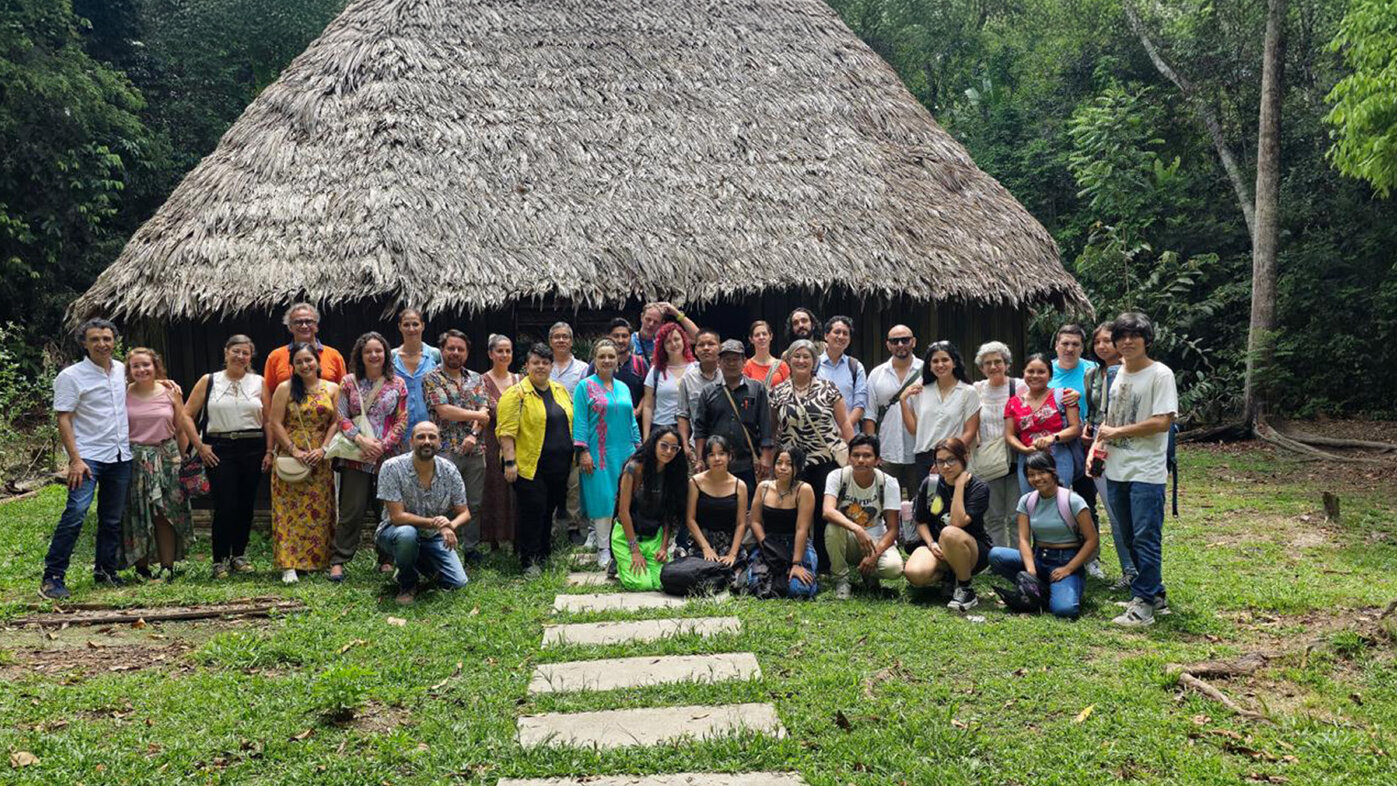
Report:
376,422,470,605
864,325,922,499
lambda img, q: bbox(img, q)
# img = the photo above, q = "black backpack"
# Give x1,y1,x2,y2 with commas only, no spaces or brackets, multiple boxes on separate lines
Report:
660,557,731,597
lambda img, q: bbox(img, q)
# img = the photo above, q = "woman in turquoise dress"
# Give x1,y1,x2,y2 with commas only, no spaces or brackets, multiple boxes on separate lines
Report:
572,339,642,569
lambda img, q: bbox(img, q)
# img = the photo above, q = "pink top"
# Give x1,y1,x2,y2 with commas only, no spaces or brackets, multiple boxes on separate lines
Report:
1004,388,1066,443
127,390,177,445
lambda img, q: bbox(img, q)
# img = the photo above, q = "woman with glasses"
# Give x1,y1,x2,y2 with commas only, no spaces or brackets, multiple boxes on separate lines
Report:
903,438,993,611
613,426,690,590
970,341,1022,547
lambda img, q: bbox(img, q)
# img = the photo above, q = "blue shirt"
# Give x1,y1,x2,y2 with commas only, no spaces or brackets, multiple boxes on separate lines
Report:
817,352,869,415
1050,358,1097,422
392,347,440,434
631,333,657,364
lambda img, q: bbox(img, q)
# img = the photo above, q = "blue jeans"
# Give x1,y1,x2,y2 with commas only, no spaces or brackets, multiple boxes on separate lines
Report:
1094,476,1136,578
375,525,468,592
1106,479,1165,602
1016,443,1077,495
989,545,1084,618
45,459,131,582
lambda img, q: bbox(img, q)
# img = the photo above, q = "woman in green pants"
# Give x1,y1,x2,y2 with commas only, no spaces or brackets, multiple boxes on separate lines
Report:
613,426,689,590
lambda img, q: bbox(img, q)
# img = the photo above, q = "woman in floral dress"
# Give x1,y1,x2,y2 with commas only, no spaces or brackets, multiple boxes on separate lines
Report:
480,334,520,547
268,343,340,583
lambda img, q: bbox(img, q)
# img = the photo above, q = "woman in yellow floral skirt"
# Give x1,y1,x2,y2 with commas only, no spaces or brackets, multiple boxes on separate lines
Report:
268,343,340,583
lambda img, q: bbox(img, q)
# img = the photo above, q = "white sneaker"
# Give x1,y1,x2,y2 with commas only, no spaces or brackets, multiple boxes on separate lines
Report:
596,548,612,571
1086,559,1106,580
281,569,298,584
583,530,598,549
1112,597,1156,627
834,580,852,600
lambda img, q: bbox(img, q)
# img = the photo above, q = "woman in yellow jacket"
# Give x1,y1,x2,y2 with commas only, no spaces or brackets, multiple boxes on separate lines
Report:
497,343,575,578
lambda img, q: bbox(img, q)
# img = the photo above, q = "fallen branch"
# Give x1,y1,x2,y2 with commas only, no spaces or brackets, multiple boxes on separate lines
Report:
1170,653,1270,679
15,599,306,627
1178,673,1269,722
1255,421,1384,464
1178,421,1250,444
1273,430,1397,453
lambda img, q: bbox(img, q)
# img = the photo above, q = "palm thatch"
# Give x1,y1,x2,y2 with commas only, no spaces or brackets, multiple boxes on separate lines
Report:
74,0,1087,321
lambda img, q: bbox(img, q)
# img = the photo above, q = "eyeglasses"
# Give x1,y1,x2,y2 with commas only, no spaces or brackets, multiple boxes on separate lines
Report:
656,442,681,453
292,319,317,326
935,457,960,467
887,336,913,345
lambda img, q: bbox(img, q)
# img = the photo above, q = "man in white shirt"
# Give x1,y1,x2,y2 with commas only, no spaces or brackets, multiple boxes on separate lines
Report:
863,325,922,498
547,321,589,545
41,319,133,600
823,434,904,599
1095,312,1178,628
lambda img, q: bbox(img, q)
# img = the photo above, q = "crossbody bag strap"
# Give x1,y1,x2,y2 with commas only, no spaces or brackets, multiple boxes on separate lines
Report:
763,360,781,388
721,383,758,461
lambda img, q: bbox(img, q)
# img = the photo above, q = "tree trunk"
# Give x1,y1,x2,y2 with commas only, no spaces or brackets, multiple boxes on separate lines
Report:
1124,1,1256,238
1243,0,1286,427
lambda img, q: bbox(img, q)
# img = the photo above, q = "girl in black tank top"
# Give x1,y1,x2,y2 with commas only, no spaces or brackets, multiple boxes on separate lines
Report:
681,436,749,565
746,445,819,598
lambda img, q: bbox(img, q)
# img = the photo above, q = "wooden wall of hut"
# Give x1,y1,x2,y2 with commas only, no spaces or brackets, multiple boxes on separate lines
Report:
133,292,1028,392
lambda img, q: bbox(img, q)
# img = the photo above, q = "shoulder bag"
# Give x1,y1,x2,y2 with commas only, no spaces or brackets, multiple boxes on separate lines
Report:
970,379,1015,481
325,377,386,462
275,392,314,483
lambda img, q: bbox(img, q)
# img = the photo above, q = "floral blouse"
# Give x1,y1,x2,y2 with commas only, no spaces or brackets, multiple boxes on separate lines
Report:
336,374,408,473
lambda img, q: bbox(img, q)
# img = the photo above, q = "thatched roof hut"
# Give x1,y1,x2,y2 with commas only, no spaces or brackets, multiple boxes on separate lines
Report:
74,0,1085,332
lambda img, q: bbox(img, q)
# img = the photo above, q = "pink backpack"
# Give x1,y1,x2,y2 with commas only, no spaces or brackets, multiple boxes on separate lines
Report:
1027,487,1078,538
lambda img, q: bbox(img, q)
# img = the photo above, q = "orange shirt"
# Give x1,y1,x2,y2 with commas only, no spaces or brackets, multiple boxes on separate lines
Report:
743,357,790,388
263,343,347,396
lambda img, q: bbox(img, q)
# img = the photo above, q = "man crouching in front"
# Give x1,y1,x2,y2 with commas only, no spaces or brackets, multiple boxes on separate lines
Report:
376,422,470,605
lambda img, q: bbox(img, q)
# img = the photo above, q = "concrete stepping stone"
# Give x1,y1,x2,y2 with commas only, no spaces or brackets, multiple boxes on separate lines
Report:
566,571,611,587
541,616,742,648
552,591,689,613
528,652,760,694
517,702,785,749
498,774,809,785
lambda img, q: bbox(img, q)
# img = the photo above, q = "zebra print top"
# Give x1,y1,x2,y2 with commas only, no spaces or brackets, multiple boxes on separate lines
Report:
770,377,845,467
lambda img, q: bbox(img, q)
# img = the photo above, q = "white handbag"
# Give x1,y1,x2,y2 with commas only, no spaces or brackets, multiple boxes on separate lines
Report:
325,378,384,462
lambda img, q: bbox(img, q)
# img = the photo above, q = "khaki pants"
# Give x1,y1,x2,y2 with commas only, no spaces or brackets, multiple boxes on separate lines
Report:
825,522,904,586
448,451,486,552
333,468,384,566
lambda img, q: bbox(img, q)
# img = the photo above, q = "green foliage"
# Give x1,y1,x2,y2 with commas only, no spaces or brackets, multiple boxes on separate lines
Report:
0,323,58,484
1325,0,1397,196
309,663,372,722
0,0,153,370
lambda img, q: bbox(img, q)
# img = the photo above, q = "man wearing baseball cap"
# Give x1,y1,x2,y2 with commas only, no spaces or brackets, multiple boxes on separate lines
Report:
693,339,775,495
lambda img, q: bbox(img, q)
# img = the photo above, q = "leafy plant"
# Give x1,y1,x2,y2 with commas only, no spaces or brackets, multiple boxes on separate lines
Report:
309,663,372,722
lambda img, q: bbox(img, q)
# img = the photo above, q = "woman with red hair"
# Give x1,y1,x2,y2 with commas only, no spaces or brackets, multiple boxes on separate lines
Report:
640,322,696,440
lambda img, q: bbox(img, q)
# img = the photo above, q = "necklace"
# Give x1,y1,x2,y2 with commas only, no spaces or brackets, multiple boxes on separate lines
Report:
773,480,797,502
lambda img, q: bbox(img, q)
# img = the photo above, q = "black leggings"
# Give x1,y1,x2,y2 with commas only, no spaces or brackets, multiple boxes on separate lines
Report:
513,466,569,568
208,437,264,562
801,460,840,574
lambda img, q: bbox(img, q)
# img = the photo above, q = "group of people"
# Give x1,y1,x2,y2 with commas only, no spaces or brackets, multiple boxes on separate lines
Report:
41,301,1177,626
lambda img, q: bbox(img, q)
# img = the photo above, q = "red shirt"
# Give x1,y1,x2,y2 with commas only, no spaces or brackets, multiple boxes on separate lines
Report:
1004,388,1065,443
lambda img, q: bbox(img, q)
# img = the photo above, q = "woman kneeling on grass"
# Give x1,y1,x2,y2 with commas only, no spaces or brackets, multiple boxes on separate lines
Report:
613,426,689,590
988,450,1098,619
746,445,818,598
903,437,994,611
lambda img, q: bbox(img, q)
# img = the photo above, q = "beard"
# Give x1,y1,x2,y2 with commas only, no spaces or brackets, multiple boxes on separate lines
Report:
414,444,438,461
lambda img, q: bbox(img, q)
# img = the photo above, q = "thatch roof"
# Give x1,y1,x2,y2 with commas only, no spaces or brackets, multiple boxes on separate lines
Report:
75,0,1087,321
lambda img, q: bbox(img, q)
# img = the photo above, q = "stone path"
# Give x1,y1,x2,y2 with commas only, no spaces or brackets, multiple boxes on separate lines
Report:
499,774,808,785
541,617,742,648
528,652,760,694
514,562,805,783
517,702,785,749
552,591,690,613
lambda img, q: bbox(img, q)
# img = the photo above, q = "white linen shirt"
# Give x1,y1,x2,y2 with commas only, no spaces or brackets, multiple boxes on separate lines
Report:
53,357,131,463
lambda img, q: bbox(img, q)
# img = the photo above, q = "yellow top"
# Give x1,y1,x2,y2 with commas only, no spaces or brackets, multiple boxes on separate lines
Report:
494,377,575,480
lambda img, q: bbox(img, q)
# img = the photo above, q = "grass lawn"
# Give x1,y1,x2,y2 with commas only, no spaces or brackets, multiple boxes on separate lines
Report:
2,443,1396,785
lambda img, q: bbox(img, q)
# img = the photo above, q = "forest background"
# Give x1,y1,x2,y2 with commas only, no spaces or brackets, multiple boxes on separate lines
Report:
2,0,1395,436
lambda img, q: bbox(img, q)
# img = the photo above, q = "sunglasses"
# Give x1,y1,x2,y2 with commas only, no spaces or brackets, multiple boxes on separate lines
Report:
887,336,913,345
